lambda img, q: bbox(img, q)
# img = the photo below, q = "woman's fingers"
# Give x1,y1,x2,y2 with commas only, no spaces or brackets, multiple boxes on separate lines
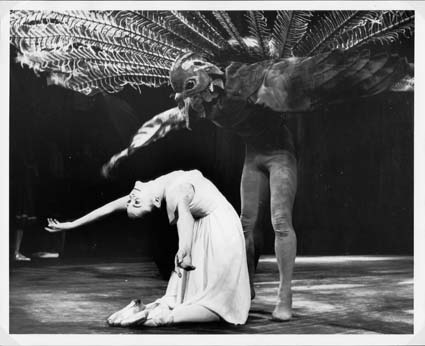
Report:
47,218,59,226
176,251,195,271
46,218,55,229
174,255,182,278
46,218,65,232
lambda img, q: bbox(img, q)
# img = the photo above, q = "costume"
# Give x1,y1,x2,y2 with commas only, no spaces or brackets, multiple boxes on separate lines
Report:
147,170,250,325
10,10,414,164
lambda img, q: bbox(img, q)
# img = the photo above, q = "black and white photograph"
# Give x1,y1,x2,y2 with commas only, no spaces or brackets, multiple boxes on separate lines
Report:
1,1,424,345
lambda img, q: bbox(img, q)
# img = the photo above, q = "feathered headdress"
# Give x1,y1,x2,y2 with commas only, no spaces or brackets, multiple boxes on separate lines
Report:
10,10,414,96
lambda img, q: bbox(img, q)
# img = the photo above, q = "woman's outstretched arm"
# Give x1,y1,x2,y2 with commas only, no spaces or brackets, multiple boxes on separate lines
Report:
45,196,128,232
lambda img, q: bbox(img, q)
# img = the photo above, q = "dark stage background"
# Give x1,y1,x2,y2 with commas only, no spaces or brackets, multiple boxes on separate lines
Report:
9,27,414,269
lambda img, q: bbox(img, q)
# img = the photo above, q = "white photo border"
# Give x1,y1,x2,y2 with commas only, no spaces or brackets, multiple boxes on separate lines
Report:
1,1,423,345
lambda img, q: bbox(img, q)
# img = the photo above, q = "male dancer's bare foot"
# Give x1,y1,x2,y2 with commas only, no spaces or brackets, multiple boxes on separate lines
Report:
107,299,144,326
271,293,292,321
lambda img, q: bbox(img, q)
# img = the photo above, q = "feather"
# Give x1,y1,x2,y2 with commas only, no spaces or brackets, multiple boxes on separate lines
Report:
11,10,184,58
212,11,249,54
192,11,232,49
10,10,414,97
54,70,169,95
101,106,187,177
271,11,312,58
17,47,170,82
327,11,414,51
112,11,194,53
390,76,414,92
132,11,218,57
10,10,179,94
11,23,175,66
245,11,270,58
168,11,224,52
294,11,378,56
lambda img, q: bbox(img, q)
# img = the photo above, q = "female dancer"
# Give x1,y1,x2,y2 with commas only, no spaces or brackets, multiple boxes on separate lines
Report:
45,170,250,327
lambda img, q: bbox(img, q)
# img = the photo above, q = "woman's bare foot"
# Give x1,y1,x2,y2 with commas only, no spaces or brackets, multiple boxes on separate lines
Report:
107,299,144,326
271,293,292,322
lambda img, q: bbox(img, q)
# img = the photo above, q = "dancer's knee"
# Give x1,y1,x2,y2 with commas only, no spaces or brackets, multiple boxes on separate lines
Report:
171,305,220,324
271,213,294,237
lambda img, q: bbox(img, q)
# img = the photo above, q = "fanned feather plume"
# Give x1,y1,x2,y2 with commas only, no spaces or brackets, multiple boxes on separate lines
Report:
327,10,414,50
271,11,312,58
293,11,374,56
165,11,224,53
192,11,232,50
115,11,200,55
212,11,249,54
10,10,184,94
245,11,270,58
10,10,414,96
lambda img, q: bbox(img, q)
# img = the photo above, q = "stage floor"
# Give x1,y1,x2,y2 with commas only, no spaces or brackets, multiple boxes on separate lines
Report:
10,255,413,334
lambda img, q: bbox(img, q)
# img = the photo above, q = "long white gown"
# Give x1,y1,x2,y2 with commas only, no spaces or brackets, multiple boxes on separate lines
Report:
147,170,251,325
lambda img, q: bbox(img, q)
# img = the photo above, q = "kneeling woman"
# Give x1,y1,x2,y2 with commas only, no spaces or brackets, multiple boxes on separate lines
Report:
46,170,251,327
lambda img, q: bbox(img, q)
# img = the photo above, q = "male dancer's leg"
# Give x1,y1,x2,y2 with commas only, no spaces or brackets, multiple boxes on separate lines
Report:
240,149,269,299
268,151,297,321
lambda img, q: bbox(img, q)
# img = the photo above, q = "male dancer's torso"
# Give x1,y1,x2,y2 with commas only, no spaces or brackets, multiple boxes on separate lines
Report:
202,97,295,153
191,61,296,154
190,63,295,154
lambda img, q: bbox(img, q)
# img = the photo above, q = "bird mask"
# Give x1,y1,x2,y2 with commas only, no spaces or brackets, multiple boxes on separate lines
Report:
170,52,225,120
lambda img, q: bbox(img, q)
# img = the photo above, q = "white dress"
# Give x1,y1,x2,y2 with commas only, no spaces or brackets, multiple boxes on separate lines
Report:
148,170,251,325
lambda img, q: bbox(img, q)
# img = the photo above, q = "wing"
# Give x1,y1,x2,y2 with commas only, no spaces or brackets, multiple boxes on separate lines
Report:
293,11,414,56
253,49,413,112
10,10,232,95
11,10,413,95
102,106,188,177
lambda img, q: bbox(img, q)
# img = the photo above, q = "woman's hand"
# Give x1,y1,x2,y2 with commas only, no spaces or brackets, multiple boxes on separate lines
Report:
175,249,196,271
45,218,74,232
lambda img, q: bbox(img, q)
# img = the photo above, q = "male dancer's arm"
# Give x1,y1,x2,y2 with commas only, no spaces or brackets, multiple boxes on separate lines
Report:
45,196,128,232
102,107,188,177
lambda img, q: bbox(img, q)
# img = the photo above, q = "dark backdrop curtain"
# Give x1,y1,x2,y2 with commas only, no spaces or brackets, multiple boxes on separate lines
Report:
9,44,413,262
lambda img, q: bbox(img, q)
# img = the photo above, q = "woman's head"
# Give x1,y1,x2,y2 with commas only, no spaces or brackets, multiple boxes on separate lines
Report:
126,181,162,219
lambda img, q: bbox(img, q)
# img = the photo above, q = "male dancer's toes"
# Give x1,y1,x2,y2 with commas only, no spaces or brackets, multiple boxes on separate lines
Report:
107,299,144,326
